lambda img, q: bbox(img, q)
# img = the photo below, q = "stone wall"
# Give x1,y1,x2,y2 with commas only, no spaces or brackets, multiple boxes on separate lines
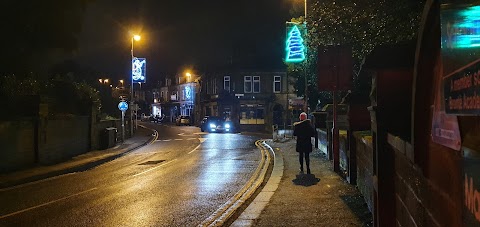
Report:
38,116,90,165
0,120,36,173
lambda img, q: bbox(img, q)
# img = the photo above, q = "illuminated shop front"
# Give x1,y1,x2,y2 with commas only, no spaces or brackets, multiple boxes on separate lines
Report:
239,103,265,125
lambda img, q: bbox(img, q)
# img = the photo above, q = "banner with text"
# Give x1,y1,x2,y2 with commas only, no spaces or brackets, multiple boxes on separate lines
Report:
444,58,480,115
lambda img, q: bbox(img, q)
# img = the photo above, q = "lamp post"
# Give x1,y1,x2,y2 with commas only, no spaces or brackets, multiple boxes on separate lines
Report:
130,34,141,135
186,72,192,117
303,0,308,113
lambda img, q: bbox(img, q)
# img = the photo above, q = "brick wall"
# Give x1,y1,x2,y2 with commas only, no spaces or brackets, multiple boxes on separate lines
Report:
389,134,462,227
0,120,36,173
354,131,374,213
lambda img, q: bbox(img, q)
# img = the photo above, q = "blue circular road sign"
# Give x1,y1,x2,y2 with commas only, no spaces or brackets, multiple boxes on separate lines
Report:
118,101,128,111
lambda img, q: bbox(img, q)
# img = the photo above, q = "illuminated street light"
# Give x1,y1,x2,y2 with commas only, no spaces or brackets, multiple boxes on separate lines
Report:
99,78,110,84
133,35,141,41
119,79,124,87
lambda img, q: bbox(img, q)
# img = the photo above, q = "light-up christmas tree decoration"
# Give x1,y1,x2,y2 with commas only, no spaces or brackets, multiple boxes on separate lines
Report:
285,25,305,63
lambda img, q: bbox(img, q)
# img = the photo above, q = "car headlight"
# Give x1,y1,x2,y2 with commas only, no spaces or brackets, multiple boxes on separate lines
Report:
209,123,216,128
225,123,230,129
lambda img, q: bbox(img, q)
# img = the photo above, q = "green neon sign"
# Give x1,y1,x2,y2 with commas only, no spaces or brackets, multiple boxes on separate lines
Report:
285,25,305,63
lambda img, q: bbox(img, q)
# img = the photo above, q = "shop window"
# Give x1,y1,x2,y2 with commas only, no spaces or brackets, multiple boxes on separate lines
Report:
239,105,265,124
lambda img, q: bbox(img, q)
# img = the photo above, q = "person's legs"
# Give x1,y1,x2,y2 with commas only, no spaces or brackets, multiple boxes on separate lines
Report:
299,152,304,173
305,152,311,174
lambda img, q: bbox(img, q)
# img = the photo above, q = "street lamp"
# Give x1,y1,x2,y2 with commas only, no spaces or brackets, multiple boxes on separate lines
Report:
99,78,110,84
130,34,141,134
302,0,308,113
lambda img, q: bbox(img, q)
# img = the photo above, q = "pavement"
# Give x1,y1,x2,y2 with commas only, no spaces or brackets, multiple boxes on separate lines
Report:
232,137,373,227
0,125,372,227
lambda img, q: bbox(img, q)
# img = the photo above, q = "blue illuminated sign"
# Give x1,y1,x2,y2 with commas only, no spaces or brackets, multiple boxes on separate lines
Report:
185,86,192,100
285,25,305,63
132,58,146,83
118,101,128,111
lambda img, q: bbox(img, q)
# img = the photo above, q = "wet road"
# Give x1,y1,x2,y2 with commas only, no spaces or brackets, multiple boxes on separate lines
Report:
0,123,262,226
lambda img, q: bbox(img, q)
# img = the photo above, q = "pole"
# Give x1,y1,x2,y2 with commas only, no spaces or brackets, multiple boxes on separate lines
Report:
304,61,308,113
332,58,339,172
304,0,307,20
121,110,125,142
130,37,134,136
303,0,308,114
333,88,339,172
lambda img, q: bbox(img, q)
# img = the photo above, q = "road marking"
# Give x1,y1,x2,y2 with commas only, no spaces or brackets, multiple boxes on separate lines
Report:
188,144,202,154
187,138,207,154
194,132,209,135
174,139,183,141
186,138,196,140
0,187,98,219
178,133,185,136
132,159,177,177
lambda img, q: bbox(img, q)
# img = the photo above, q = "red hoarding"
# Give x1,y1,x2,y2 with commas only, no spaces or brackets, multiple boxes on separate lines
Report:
317,46,353,91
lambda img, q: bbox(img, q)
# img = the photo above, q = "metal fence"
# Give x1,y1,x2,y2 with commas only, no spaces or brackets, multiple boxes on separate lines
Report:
272,122,295,141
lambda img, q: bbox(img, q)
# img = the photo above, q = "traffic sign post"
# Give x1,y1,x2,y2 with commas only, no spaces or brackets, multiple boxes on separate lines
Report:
118,102,129,142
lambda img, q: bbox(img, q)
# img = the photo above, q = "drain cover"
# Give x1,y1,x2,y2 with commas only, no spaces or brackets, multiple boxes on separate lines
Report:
138,160,165,165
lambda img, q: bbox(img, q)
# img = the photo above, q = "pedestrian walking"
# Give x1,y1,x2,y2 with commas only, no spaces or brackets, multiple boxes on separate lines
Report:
293,112,315,174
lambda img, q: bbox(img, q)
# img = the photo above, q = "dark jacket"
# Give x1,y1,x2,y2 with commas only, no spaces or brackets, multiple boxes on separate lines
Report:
293,119,316,153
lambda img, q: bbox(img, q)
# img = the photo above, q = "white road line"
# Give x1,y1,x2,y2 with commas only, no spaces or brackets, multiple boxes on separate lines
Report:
188,144,202,154
186,138,197,140
174,139,183,141
132,159,177,177
162,139,171,142
0,187,98,220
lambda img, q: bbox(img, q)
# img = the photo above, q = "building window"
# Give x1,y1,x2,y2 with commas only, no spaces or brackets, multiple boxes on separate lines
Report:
244,76,252,93
224,76,230,92
253,76,260,93
274,76,281,93
161,91,164,98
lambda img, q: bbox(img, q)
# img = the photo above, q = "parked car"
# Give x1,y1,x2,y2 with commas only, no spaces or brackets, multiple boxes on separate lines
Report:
200,116,234,133
175,115,191,126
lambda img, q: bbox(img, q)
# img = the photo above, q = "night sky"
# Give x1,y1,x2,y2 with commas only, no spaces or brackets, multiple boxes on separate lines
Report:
73,0,294,81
